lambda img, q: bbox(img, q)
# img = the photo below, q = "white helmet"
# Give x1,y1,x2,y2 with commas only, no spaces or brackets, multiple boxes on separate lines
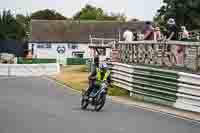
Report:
99,63,108,70
167,18,176,25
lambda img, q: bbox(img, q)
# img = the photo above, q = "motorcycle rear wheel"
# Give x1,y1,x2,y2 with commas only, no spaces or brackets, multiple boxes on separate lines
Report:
81,97,89,109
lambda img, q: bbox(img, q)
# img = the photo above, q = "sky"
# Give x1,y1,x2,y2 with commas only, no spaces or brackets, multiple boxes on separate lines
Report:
1,0,163,21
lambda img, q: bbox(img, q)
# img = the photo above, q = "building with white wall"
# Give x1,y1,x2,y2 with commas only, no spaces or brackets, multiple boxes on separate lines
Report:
28,42,90,59
29,20,145,64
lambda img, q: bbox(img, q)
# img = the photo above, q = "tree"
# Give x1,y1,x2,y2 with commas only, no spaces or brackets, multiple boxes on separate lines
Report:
155,0,200,30
0,10,26,40
73,4,126,21
16,14,31,39
73,4,104,20
31,9,67,20
105,12,126,21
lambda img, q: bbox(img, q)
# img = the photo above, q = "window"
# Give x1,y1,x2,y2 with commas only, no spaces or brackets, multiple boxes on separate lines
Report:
68,44,78,49
37,43,52,49
72,52,84,58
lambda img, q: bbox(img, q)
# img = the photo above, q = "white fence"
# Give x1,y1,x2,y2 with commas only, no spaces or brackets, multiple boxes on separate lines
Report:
0,63,60,76
116,40,200,73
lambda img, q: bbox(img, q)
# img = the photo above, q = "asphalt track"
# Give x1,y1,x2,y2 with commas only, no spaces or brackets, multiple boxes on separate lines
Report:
0,77,199,133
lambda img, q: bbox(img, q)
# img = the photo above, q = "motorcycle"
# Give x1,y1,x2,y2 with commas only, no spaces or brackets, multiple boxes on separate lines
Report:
81,81,108,111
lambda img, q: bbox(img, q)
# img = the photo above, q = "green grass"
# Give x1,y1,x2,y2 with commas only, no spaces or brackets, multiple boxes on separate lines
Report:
54,77,129,96
52,65,129,97
108,85,129,96
79,65,89,72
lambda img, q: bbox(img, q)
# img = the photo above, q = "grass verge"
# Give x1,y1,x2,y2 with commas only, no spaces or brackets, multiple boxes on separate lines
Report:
51,65,129,96
108,85,129,96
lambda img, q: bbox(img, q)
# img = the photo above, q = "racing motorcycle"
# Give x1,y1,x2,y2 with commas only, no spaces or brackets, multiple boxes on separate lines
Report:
81,81,108,111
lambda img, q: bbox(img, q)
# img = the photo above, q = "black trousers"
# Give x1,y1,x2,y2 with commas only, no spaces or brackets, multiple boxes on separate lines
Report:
86,80,98,96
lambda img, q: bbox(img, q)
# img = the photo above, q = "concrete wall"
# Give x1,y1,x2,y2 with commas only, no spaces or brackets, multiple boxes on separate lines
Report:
0,64,60,76
29,43,91,59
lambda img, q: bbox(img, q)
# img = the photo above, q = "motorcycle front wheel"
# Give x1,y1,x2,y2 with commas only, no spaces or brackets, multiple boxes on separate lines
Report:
94,94,106,112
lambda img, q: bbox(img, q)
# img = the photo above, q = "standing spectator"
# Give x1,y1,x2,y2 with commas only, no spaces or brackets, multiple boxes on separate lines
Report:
166,18,178,41
123,28,133,42
137,31,144,41
180,26,189,41
154,26,162,41
94,55,99,68
166,18,184,65
143,21,154,40
196,33,200,40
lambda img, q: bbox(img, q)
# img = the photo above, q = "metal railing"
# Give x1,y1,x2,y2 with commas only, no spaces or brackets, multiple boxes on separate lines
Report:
116,40,200,74
89,36,117,48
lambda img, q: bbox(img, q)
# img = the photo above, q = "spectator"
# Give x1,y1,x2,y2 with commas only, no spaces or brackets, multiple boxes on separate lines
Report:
143,21,154,40
180,26,189,41
196,33,200,40
137,31,144,41
94,55,99,68
123,28,133,42
154,26,162,41
165,18,184,65
166,18,178,40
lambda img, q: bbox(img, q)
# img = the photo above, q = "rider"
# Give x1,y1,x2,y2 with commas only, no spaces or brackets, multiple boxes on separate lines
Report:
86,62,111,96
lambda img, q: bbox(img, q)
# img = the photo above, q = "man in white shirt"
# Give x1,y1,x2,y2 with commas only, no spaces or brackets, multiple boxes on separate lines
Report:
180,26,189,40
123,29,133,42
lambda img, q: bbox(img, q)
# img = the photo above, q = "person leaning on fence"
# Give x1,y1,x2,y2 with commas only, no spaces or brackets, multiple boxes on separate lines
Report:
136,31,144,41
166,18,184,65
123,28,134,42
166,18,179,41
154,26,162,41
180,26,189,41
143,21,155,40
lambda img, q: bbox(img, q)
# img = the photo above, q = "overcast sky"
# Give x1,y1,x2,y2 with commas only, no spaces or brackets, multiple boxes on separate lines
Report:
1,0,163,21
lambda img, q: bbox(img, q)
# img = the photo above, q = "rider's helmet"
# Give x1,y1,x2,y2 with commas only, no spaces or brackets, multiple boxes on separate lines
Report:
99,62,108,71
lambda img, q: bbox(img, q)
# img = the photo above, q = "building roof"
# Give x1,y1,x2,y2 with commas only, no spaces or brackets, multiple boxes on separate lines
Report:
29,20,145,43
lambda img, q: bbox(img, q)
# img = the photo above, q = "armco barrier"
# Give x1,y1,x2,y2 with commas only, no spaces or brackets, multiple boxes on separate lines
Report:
0,63,60,76
109,62,200,113
0,64,9,76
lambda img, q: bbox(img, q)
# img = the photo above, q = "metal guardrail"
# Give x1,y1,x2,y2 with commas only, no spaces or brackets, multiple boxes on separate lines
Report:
109,62,200,113
116,41,200,74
